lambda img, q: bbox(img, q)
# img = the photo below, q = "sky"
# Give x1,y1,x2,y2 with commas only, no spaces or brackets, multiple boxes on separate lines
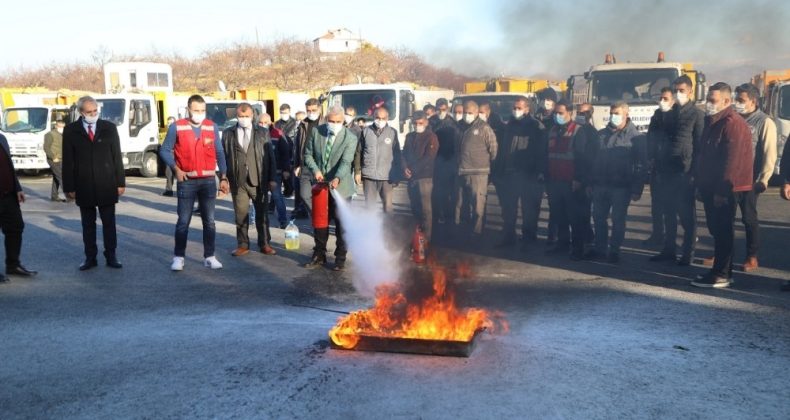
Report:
2,0,790,84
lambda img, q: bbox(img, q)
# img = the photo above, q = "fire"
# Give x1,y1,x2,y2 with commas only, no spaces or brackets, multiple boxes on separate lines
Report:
329,263,508,349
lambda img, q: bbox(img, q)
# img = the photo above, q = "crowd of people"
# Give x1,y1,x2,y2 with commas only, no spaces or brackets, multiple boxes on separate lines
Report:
1,78,789,291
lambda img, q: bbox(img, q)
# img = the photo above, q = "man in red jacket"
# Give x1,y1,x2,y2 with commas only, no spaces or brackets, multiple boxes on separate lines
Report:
692,83,754,288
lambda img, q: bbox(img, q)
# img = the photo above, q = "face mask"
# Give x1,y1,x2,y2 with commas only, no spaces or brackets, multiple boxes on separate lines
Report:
83,114,99,124
675,92,689,106
455,113,464,121
464,113,476,124
237,117,252,128
734,102,747,114
374,120,387,129
328,123,343,134
543,100,554,111
609,114,624,127
575,115,587,125
56,127,64,134
659,100,672,112
280,113,290,121
190,113,205,125
307,112,320,121
478,113,488,122
512,109,525,119
705,102,721,116
415,125,426,134
554,114,567,125
344,115,354,124
439,111,448,119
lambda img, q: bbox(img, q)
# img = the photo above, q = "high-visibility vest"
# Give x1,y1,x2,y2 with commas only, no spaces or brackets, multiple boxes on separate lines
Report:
547,122,580,182
173,119,217,178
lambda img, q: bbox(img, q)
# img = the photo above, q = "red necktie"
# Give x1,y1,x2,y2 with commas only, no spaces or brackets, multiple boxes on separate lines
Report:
88,124,95,141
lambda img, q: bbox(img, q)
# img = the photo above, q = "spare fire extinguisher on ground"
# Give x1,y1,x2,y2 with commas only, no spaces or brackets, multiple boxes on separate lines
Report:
411,225,427,264
312,183,329,229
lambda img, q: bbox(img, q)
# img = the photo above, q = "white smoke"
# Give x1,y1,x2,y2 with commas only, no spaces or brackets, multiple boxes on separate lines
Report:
330,189,401,298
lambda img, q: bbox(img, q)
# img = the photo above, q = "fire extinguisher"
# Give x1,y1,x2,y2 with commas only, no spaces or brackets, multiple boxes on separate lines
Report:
311,183,329,229
411,225,426,264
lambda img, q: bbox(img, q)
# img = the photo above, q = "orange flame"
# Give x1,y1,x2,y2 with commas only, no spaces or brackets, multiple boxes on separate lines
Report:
329,263,508,349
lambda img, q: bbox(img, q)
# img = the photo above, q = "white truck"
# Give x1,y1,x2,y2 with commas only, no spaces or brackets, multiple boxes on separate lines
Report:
756,75,789,179
568,54,707,132
1,104,72,175
325,83,454,147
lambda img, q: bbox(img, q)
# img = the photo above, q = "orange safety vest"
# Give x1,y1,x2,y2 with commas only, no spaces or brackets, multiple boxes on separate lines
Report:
547,122,579,182
173,119,217,178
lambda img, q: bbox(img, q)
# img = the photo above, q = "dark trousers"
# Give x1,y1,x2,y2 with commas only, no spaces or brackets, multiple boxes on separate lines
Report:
270,173,288,225
79,204,117,260
500,173,543,241
408,178,433,241
546,180,585,253
702,191,742,278
649,175,663,239
48,160,64,200
432,158,456,222
737,189,759,258
658,172,697,258
592,185,631,255
313,193,347,261
175,177,216,258
0,193,23,269
232,181,271,248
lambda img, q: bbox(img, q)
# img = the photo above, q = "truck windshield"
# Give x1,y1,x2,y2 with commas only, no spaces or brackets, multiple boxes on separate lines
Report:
206,103,240,131
1,108,48,133
97,99,126,126
329,90,397,120
591,69,679,105
779,85,790,120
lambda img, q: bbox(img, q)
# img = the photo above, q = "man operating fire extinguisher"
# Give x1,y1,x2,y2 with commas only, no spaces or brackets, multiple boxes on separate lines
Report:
303,105,359,271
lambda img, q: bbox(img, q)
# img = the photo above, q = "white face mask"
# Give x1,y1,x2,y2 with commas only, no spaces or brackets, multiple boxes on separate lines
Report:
344,115,354,124
542,100,554,111
415,125,426,134
455,113,464,122
328,123,343,134
374,120,387,129
733,102,748,114
659,100,673,112
464,113,476,124
237,117,252,128
609,114,624,127
56,127,64,134
83,114,99,124
439,111,448,119
512,109,525,119
280,113,290,121
705,102,721,116
478,113,488,122
675,92,689,106
190,113,205,125
307,112,320,121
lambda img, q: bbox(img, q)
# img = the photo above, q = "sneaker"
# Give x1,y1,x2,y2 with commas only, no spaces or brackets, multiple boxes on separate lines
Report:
171,256,185,271
691,273,731,288
204,256,223,269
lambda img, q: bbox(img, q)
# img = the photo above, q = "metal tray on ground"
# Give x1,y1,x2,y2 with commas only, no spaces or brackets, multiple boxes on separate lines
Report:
329,330,483,357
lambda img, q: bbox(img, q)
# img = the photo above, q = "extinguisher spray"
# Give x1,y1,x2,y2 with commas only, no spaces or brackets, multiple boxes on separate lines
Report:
411,225,426,264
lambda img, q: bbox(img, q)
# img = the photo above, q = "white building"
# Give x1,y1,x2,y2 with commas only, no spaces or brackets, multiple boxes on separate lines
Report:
313,28,362,54
103,62,174,94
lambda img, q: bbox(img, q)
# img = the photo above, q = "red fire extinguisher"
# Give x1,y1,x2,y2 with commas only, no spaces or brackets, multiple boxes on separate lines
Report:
311,183,329,229
411,225,426,264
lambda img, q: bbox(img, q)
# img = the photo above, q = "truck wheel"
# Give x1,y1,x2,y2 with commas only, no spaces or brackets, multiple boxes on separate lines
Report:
140,152,158,178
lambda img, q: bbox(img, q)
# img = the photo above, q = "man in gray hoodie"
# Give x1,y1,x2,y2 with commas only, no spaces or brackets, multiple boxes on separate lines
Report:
454,100,497,234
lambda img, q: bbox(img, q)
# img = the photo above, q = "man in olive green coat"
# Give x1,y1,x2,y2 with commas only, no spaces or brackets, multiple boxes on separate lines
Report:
43,119,66,202
303,105,359,271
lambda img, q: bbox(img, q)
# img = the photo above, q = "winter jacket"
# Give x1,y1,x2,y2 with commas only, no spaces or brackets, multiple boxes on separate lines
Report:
742,109,778,186
432,115,459,161
456,118,497,175
402,128,438,180
269,126,292,174
659,101,704,174
360,124,401,181
695,106,754,196
593,120,646,196
495,114,545,176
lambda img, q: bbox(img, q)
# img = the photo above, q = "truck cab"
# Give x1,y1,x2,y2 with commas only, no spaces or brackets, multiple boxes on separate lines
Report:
204,100,267,137
764,81,790,177
1,105,71,174
327,84,416,147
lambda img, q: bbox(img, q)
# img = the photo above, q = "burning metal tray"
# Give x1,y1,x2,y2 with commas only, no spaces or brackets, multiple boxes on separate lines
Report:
330,329,483,357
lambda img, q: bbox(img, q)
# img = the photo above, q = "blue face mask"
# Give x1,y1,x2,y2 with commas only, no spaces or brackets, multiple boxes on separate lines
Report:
609,114,624,127
554,114,567,125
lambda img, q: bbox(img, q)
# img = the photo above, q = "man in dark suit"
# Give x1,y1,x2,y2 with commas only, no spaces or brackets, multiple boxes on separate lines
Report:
221,103,277,257
62,96,126,271
303,105,358,271
0,133,37,283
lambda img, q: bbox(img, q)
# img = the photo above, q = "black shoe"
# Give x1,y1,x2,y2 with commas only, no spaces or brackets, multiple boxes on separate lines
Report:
279,222,287,229
649,252,676,262
79,259,98,271
332,260,346,271
691,273,731,288
0,274,8,283
583,249,603,261
51,197,67,202
607,253,620,264
677,255,692,266
781,281,790,292
6,265,37,276
106,257,123,269
162,190,174,197
304,256,327,269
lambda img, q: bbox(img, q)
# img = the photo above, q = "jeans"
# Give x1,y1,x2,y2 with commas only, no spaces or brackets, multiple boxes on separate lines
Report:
408,178,433,241
270,173,288,225
592,185,631,255
363,178,394,212
175,177,216,258
702,191,742,278
657,172,697,258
